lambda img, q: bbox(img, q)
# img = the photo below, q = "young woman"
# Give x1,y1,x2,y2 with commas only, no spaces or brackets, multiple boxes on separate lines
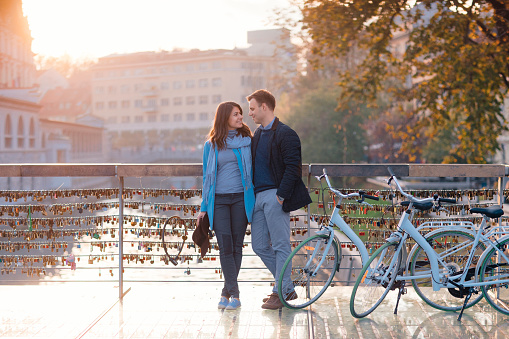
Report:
200,101,255,310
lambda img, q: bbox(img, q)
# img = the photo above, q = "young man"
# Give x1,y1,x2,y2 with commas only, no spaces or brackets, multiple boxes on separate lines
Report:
247,89,312,309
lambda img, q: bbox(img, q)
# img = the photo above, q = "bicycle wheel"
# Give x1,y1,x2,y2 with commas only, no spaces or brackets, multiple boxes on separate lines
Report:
278,234,340,309
350,241,401,318
480,237,509,315
409,230,485,311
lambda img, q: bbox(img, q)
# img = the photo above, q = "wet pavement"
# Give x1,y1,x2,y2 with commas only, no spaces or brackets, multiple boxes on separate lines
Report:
1,283,509,338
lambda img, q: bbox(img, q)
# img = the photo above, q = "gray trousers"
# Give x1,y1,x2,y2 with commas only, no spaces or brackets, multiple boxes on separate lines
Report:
213,192,248,299
251,188,294,295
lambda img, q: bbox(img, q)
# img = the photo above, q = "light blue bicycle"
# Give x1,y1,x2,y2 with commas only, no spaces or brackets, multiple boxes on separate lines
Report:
350,167,508,321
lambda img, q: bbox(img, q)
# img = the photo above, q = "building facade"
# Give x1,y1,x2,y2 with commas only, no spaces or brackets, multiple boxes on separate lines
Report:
90,29,293,152
0,0,36,88
92,49,274,133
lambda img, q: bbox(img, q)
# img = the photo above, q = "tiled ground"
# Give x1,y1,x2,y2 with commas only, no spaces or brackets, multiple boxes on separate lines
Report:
1,283,509,338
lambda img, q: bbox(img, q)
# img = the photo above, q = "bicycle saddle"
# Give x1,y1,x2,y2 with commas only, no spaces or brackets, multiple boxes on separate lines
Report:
400,201,433,211
470,205,504,219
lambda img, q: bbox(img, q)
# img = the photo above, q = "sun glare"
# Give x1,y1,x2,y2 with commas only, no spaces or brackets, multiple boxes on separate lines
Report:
22,0,287,59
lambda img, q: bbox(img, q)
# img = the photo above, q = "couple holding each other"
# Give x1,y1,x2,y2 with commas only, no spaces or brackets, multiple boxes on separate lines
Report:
199,89,312,310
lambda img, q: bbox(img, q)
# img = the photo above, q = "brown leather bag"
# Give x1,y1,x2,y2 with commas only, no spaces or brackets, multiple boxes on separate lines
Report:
192,213,211,258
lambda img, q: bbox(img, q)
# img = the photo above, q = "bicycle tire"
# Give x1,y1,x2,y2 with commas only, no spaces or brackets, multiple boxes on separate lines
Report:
409,230,485,311
480,237,509,315
277,234,340,309
350,241,401,318
161,216,187,266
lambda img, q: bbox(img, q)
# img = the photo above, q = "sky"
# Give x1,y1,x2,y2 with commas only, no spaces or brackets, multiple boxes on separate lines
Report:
22,0,295,60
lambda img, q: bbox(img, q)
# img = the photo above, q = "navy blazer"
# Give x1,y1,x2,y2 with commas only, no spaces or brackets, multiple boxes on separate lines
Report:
251,117,312,212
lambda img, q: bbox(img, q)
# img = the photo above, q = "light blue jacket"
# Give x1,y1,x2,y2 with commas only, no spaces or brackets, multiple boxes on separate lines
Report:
200,141,255,230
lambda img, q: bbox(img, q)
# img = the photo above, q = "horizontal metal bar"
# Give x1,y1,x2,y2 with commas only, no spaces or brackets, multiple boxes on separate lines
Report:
1,163,505,177
309,164,410,177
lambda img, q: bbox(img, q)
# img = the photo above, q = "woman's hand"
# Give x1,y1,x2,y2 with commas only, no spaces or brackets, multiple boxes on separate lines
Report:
198,211,207,218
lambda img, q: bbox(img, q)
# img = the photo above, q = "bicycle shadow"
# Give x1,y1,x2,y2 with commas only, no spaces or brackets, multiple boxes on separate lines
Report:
411,311,488,338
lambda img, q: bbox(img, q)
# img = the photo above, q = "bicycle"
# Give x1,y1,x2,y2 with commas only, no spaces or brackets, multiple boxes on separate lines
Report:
350,167,508,321
277,169,379,309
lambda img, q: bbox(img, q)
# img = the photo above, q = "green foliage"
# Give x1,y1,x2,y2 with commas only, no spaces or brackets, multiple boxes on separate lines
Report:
299,0,509,163
286,82,369,164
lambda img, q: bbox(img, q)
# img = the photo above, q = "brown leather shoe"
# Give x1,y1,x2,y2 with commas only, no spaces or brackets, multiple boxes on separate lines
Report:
263,291,298,303
262,293,283,309
262,293,275,303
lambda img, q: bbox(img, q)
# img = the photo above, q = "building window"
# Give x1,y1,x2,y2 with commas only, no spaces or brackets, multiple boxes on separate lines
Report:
212,77,222,87
135,100,143,107
161,98,169,106
29,118,35,148
134,83,143,92
174,65,183,73
121,116,130,123
96,102,104,110
107,117,117,123
173,81,182,89
108,85,116,94
147,99,156,107
4,114,12,149
186,64,194,72
120,85,130,93
95,86,104,94
212,61,221,69
186,113,195,121
174,113,183,122
95,71,104,78
108,101,117,109
199,62,207,70
198,79,208,88
199,95,208,105
121,100,130,108
212,95,221,104
173,97,182,106
161,82,169,90
134,116,143,123
17,116,24,148
161,114,170,122
147,114,157,122
186,96,195,105
186,80,195,88
199,112,209,121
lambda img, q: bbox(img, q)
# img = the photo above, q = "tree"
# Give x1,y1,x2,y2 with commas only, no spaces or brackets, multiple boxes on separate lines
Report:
288,83,368,164
297,0,509,163
34,54,96,78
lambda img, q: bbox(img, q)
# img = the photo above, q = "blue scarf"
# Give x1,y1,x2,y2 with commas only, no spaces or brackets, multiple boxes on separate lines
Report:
203,132,252,205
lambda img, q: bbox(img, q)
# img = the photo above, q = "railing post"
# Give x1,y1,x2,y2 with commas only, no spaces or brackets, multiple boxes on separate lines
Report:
307,164,311,236
119,176,124,302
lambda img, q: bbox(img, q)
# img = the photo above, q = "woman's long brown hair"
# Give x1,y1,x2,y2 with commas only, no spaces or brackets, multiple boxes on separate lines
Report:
208,101,252,150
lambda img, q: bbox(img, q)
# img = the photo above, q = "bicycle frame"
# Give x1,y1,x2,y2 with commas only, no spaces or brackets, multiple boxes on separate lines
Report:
328,206,370,265
387,204,509,292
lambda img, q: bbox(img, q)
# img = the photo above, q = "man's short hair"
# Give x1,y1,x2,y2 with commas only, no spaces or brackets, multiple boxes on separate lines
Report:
247,89,276,111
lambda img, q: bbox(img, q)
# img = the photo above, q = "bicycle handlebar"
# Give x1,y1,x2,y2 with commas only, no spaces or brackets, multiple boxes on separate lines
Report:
387,166,434,204
359,190,379,201
318,168,378,201
387,167,456,206
436,196,457,204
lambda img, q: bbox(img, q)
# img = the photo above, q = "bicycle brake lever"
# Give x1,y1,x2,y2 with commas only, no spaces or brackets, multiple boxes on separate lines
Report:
359,201,373,208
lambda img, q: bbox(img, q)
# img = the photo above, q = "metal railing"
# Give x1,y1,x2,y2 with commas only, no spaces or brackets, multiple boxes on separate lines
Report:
1,163,508,301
